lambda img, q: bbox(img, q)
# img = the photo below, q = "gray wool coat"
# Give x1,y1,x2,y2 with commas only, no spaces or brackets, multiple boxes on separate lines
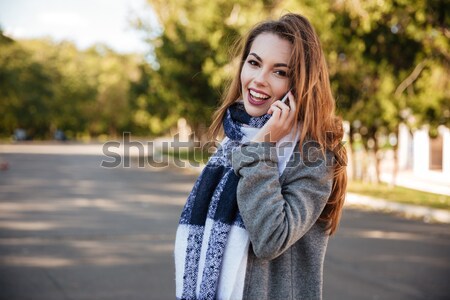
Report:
231,141,334,300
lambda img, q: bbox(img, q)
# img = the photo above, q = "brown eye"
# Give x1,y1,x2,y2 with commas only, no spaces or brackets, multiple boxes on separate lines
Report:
275,70,287,77
247,60,259,67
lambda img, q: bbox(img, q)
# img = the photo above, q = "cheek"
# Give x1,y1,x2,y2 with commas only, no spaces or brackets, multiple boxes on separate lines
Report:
241,65,255,87
240,67,251,87
274,82,290,98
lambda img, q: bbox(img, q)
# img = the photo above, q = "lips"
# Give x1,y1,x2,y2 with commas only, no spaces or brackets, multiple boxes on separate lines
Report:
247,88,271,106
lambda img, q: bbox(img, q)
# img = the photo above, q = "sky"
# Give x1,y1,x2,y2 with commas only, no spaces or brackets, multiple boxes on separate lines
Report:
0,0,158,54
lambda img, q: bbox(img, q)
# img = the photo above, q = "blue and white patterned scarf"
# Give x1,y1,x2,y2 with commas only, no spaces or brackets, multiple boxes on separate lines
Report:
175,101,299,300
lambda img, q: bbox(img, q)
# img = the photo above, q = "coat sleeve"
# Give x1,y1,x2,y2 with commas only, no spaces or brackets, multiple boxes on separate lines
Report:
231,141,333,260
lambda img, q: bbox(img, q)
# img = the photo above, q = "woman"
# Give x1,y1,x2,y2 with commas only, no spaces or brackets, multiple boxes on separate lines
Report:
175,13,347,300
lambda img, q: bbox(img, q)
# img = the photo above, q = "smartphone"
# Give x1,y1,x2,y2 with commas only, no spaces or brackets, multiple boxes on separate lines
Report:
280,89,291,105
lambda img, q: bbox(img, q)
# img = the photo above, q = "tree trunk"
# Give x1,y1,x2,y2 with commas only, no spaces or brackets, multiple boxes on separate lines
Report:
373,134,381,184
109,123,118,138
348,126,356,181
360,142,368,182
391,124,400,187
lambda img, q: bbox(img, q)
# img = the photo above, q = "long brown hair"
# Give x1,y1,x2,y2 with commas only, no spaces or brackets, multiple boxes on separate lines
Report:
207,13,347,235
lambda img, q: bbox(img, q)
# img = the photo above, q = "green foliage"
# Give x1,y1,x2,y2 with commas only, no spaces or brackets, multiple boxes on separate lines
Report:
0,0,448,142
0,38,55,138
0,31,163,139
326,0,449,150
144,0,448,143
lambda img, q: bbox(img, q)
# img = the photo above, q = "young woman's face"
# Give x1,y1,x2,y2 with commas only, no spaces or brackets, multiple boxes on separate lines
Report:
240,33,292,117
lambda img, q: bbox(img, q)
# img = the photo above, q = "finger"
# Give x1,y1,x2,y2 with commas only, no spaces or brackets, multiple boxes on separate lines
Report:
270,105,282,119
268,101,280,114
272,101,290,118
287,91,296,112
285,92,296,120
280,101,291,113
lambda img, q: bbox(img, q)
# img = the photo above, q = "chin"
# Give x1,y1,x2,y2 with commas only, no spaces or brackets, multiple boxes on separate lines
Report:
243,101,267,117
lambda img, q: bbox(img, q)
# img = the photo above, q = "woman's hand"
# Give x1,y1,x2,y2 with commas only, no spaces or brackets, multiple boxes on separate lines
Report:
250,91,297,143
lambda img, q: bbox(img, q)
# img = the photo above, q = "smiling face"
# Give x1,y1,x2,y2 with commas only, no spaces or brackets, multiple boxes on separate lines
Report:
240,33,292,117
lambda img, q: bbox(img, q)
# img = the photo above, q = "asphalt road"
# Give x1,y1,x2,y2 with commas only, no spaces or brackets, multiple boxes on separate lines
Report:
0,147,449,300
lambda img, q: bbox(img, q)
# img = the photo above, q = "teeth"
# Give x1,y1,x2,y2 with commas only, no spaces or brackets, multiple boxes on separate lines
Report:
250,89,270,100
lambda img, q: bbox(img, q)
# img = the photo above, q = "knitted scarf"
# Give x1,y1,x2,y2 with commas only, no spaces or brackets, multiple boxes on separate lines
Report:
175,101,299,300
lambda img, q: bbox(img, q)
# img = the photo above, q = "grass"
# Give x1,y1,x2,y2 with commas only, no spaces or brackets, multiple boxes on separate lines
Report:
161,147,449,211
347,181,450,210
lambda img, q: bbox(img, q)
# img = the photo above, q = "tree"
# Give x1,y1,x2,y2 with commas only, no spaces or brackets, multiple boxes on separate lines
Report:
139,0,284,141
327,0,449,182
0,36,55,139
0,34,148,139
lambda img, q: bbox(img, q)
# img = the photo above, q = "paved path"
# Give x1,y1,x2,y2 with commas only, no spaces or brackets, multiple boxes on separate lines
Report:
324,208,450,300
0,145,449,299
0,150,189,300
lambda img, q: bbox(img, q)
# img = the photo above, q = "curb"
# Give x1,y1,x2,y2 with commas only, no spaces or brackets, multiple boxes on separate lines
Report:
345,193,450,224
158,154,450,224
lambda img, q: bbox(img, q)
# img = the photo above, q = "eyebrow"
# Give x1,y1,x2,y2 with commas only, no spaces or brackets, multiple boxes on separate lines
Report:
249,52,290,68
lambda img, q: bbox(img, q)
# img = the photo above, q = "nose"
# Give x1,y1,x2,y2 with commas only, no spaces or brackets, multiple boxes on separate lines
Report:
254,69,269,86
